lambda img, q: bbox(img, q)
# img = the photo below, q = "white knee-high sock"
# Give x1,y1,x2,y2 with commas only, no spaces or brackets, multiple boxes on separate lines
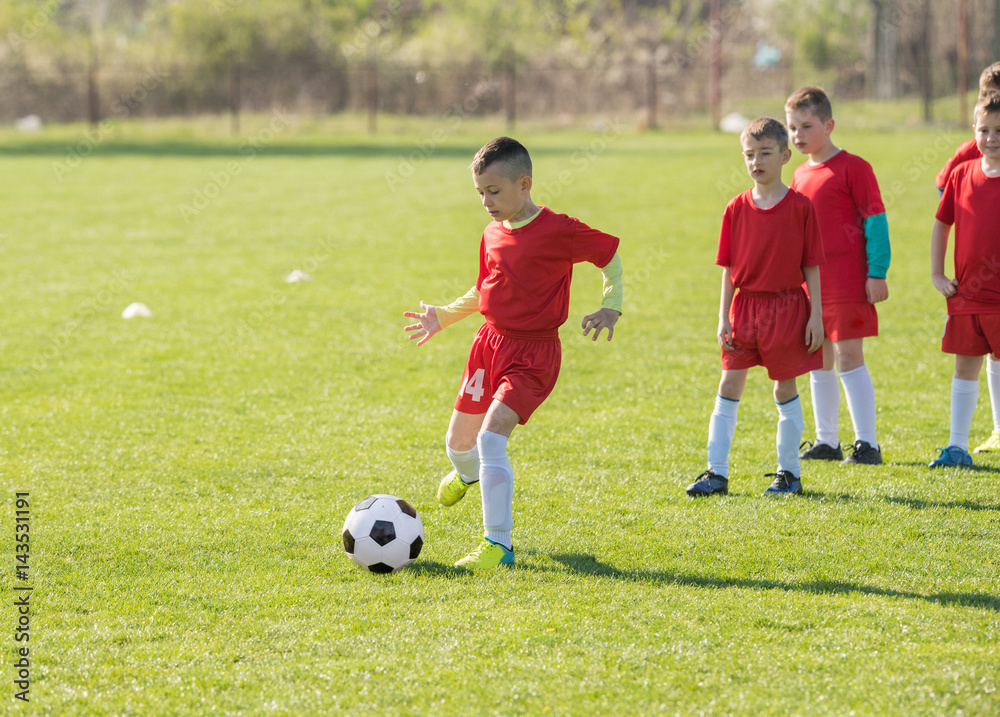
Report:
809,369,840,447
707,395,740,478
949,378,980,451
776,396,805,476
446,443,480,484
987,356,1000,432
477,431,513,550
840,364,878,448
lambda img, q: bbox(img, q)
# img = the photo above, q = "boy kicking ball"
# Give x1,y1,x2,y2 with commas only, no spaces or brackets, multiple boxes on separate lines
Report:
929,91,1000,468
404,137,623,569
687,117,825,498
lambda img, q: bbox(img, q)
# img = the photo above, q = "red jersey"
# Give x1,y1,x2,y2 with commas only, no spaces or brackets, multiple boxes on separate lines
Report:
791,151,884,304
936,159,1000,315
477,207,619,332
716,188,825,293
936,139,981,190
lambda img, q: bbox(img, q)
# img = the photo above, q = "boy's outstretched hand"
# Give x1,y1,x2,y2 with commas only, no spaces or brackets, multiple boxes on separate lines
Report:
403,301,441,346
582,308,619,341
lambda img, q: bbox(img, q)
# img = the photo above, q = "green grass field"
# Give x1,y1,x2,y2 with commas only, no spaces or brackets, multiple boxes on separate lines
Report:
1,111,998,715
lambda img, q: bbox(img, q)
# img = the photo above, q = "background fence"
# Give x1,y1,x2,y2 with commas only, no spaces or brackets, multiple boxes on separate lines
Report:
1,0,998,130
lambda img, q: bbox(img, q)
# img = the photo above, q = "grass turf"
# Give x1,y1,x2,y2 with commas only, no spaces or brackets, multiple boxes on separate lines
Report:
0,113,998,715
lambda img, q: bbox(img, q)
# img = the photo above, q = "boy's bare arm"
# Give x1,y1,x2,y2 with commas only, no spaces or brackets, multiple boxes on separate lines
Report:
718,267,736,351
931,219,958,298
802,265,824,353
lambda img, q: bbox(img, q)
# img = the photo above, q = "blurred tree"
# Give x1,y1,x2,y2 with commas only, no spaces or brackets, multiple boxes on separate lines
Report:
869,0,899,99
765,0,869,93
618,0,703,129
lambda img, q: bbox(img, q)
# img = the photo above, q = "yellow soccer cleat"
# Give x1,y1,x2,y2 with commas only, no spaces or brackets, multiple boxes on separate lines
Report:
437,470,476,506
454,538,515,570
973,430,1000,454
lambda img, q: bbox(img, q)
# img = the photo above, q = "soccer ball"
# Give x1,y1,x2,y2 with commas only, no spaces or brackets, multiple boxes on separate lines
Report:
342,494,424,574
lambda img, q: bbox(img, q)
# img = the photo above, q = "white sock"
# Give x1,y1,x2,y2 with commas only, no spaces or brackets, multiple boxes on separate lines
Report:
987,356,1000,432
948,377,980,451
776,396,805,476
477,431,513,550
446,443,480,484
840,364,878,448
809,369,840,447
707,395,739,478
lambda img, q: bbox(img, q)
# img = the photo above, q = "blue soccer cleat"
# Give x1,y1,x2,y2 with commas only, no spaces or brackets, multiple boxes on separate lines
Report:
762,470,802,496
928,446,973,468
686,470,729,497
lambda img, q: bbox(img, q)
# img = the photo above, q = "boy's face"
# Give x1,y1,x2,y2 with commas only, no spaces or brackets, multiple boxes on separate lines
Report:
974,110,1000,162
785,108,834,156
472,162,532,223
741,136,791,186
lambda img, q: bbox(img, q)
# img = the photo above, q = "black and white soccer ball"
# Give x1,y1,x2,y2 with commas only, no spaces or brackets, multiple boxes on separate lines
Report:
342,494,424,573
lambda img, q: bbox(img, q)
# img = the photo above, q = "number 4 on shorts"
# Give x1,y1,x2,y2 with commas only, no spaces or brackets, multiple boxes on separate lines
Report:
463,368,486,402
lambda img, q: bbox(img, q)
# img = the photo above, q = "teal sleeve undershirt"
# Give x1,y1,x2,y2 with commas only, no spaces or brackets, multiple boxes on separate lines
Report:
864,212,890,279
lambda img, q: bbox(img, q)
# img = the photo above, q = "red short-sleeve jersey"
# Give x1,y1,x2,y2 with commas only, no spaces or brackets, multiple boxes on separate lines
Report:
791,151,884,304
936,159,1000,315
476,207,619,332
936,139,981,190
716,188,825,293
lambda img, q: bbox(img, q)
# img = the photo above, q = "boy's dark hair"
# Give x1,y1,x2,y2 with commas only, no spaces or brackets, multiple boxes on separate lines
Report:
740,116,789,150
784,85,833,123
974,90,1000,122
471,136,532,180
979,62,1000,95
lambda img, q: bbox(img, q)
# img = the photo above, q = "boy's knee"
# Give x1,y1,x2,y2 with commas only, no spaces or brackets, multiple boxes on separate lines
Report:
773,380,798,404
446,410,487,452
445,430,477,453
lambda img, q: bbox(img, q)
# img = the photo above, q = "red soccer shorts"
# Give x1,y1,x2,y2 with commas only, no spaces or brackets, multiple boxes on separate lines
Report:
454,323,561,424
823,301,878,342
941,313,1000,356
722,288,822,381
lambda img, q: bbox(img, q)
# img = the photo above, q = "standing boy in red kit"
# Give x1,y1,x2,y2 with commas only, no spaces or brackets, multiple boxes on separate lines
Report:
404,136,623,569
687,117,825,498
785,86,891,466
935,62,1000,455
929,92,1000,468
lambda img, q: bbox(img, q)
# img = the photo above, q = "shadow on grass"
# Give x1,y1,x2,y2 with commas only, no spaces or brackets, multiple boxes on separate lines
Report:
803,490,1000,513
546,552,1000,612
408,559,468,578
891,460,1000,474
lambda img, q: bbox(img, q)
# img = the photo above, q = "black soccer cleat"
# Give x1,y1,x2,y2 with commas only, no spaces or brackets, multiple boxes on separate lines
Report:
686,470,729,497
799,440,844,461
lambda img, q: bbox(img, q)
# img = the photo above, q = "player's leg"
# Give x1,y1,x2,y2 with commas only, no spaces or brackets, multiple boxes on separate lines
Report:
801,340,843,460
710,368,748,475
930,353,983,467
835,337,882,464
478,400,520,548
688,369,747,497
440,333,493,506
764,377,805,495
455,399,520,569
455,334,558,569
974,353,1000,453
438,410,485,505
